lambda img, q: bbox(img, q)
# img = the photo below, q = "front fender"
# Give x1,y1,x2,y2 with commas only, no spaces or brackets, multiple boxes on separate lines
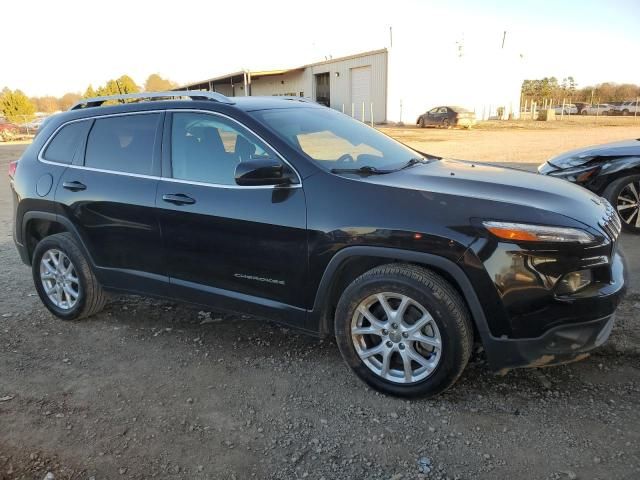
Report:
307,245,494,349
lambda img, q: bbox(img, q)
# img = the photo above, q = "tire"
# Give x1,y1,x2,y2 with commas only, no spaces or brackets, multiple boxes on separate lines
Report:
334,263,473,398
581,110,588,116
603,175,640,233
32,232,108,320
622,109,629,116
418,117,425,128
442,118,451,129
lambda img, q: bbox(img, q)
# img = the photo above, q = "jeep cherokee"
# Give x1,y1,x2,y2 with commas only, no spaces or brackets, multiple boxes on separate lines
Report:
9,91,627,397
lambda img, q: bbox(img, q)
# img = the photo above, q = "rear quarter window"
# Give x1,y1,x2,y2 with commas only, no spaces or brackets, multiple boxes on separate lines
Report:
42,120,92,164
85,114,161,175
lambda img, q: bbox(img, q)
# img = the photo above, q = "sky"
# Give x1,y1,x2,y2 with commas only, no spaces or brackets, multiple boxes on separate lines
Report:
3,0,639,97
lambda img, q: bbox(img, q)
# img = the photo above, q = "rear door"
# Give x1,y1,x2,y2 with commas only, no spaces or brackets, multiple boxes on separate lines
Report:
55,112,166,290
156,110,307,322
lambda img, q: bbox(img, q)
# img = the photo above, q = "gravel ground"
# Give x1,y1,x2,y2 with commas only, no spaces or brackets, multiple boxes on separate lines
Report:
1,124,639,480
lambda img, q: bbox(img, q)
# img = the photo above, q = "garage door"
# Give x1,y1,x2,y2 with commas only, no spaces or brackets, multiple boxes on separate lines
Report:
351,66,371,122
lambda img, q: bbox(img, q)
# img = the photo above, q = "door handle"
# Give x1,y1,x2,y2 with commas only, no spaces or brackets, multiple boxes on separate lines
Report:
162,193,196,206
62,181,86,192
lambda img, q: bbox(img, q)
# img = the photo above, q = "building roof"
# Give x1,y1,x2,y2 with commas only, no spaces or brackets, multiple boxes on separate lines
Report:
176,48,387,90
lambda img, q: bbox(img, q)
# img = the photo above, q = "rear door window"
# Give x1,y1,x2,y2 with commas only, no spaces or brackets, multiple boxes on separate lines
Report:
43,120,92,164
85,114,161,175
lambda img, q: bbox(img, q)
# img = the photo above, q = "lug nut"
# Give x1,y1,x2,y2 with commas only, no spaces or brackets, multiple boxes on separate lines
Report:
402,332,409,338
382,329,389,336
392,323,399,329
386,341,393,348
399,343,405,350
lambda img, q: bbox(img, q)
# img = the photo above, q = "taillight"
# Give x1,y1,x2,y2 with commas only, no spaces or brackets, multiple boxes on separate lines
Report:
8,160,18,179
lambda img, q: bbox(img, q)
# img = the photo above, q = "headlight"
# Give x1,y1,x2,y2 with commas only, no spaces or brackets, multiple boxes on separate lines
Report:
483,221,595,243
548,165,599,183
548,155,595,169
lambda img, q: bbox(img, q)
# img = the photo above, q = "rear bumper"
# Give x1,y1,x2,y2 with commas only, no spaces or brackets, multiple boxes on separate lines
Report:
484,314,615,372
456,118,476,127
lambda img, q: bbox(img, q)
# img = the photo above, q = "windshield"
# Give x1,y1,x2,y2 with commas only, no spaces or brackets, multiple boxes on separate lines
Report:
249,107,427,171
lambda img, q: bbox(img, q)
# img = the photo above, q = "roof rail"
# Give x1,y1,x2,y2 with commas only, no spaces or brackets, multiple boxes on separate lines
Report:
70,91,234,110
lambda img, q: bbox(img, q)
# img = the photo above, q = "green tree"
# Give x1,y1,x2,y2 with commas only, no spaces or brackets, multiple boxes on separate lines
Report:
115,75,139,94
83,85,97,98
0,88,36,123
94,75,140,103
144,73,177,92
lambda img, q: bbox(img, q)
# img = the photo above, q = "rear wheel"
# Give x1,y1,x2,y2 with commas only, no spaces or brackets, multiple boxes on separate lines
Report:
604,175,640,233
442,118,451,129
32,233,108,320
622,109,630,116
581,110,588,116
335,264,473,397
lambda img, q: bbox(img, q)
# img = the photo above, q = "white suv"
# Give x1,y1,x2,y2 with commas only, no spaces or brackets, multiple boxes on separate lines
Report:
615,100,640,116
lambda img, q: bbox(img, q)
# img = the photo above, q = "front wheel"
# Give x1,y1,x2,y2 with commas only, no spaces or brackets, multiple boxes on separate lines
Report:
419,117,425,128
335,264,473,397
32,233,108,320
604,175,640,233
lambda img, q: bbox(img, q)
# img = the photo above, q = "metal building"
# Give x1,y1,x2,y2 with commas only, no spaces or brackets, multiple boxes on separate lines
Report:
177,41,523,124
177,49,388,123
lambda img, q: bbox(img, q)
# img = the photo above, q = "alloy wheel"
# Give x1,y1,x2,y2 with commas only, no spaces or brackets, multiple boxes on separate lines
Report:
351,292,442,384
40,249,80,310
616,181,640,228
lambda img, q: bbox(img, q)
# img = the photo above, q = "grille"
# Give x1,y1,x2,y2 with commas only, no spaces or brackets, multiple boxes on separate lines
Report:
599,199,622,242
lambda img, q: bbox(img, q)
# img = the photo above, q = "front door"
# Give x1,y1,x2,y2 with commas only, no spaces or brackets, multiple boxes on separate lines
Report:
156,111,308,323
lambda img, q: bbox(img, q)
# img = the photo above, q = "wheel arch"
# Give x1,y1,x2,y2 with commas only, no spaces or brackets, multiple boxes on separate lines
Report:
22,212,94,267
309,246,491,344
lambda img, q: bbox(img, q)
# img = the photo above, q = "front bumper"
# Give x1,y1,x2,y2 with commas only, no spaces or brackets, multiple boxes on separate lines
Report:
484,314,615,372
481,248,627,371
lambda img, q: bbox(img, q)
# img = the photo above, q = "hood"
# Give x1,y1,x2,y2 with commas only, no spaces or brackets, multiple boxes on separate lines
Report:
548,139,640,168
363,158,608,229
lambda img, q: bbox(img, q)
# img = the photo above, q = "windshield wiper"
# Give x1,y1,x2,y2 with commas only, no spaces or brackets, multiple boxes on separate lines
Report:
330,157,435,176
330,165,393,175
398,157,432,170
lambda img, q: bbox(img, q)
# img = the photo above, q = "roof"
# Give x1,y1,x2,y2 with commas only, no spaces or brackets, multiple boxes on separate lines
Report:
176,48,388,90
54,96,321,126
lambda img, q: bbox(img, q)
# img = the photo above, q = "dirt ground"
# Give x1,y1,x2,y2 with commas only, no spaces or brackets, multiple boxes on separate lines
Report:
1,121,639,480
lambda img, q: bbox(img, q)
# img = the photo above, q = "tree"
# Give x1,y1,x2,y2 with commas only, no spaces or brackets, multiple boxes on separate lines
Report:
94,75,140,103
83,85,97,98
31,96,60,113
144,73,178,92
59,93,81,110
116,75,139,94
0,88,36,123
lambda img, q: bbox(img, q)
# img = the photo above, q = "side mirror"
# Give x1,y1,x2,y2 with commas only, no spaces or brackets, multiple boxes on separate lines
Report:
235,157,293,186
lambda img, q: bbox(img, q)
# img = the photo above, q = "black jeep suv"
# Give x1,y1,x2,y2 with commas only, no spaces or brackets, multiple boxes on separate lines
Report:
10,92,627,397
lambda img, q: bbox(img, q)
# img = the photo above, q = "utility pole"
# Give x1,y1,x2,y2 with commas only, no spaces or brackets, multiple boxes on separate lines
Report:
501,30,507,49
